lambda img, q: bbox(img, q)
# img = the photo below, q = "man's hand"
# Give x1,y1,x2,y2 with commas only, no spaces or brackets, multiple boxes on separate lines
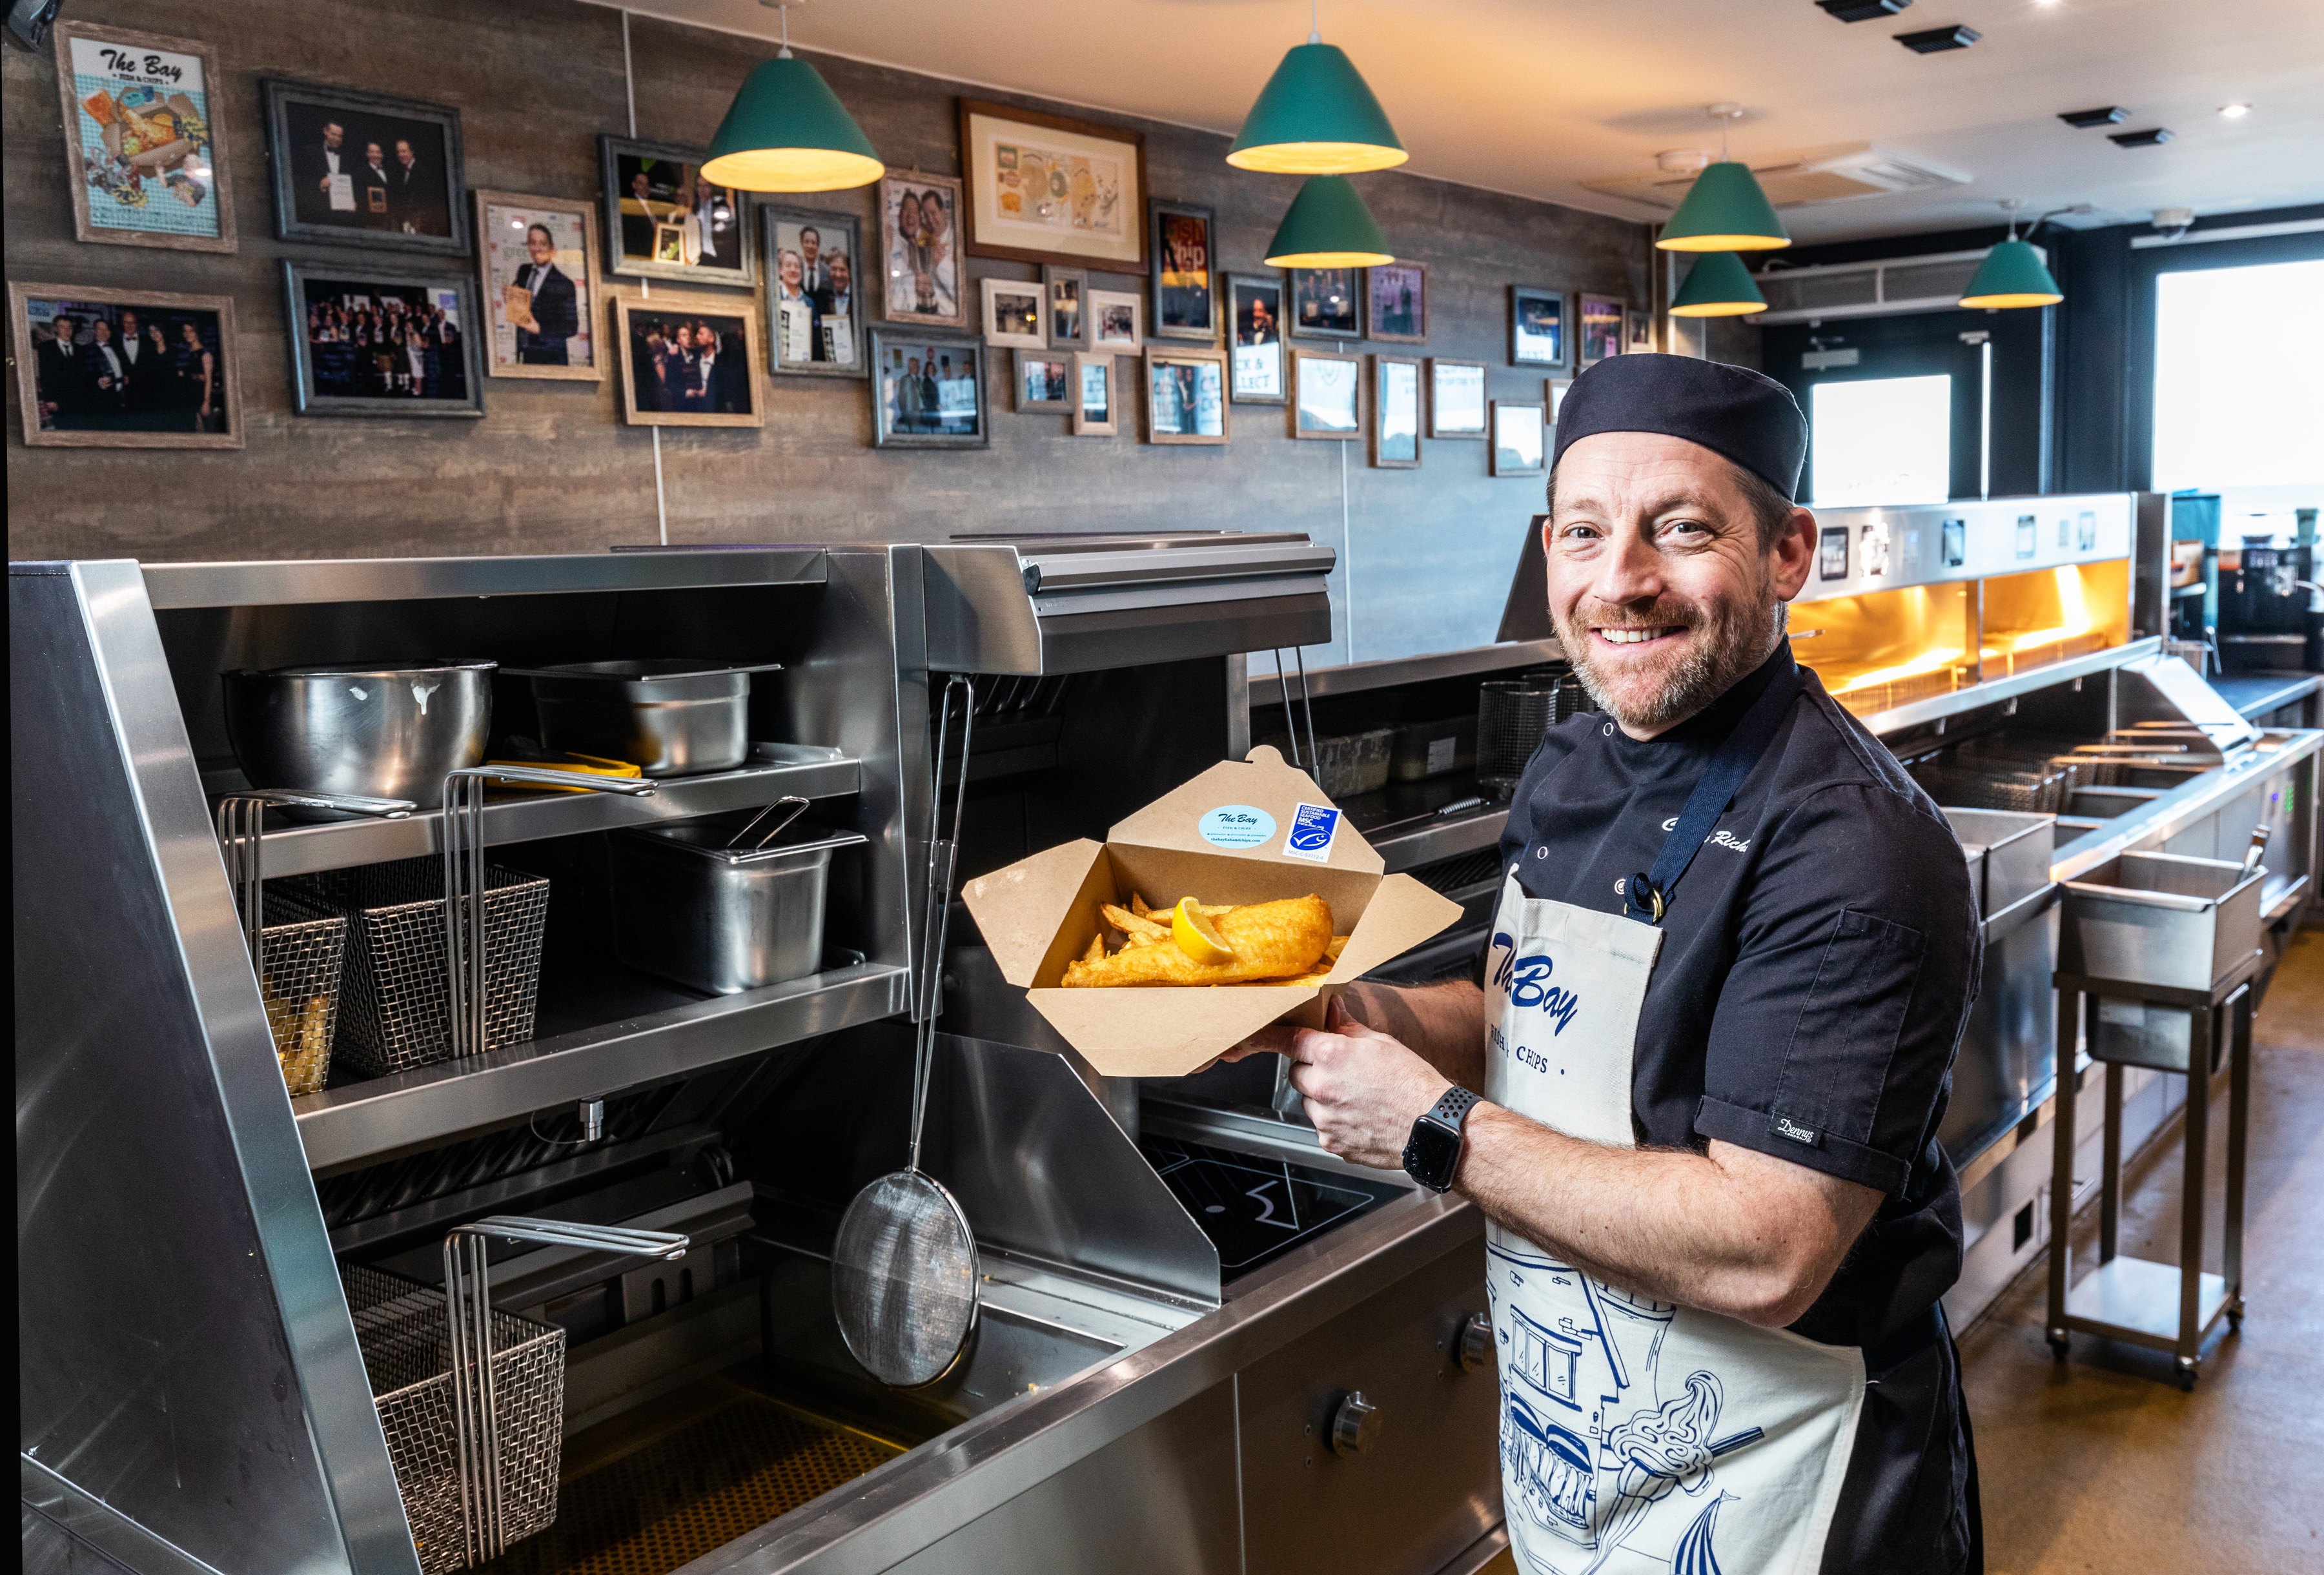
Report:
1227,997,1448,1170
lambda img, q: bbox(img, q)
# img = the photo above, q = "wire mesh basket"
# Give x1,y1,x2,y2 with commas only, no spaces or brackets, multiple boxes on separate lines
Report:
1478,680,1562,790
256,899,349,1097
281,858,552,1077
1518,664,1593,727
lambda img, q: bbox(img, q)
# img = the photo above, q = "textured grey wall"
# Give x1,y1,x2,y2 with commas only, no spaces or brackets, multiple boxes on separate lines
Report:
4,0,1658,665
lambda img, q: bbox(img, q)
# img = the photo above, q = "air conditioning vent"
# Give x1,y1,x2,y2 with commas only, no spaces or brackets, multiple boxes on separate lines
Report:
1583,141,1968,214
1753,247,2034,324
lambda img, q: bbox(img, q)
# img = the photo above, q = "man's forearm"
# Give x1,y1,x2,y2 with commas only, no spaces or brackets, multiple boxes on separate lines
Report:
1343,979,1487,1088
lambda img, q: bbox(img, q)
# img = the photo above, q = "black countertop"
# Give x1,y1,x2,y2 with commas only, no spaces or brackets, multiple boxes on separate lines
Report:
2208,671,2324,720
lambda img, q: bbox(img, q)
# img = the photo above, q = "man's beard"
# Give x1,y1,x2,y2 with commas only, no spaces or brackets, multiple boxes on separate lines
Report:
1556,588,1786,735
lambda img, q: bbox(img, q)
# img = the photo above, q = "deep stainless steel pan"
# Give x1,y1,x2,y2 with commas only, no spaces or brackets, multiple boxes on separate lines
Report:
223,660,494,809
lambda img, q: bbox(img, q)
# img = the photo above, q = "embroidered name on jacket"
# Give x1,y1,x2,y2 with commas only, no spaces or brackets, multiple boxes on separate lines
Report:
1658,815,1751,853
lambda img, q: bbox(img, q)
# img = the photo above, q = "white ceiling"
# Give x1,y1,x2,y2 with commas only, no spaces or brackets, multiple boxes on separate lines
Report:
604,0,2324,241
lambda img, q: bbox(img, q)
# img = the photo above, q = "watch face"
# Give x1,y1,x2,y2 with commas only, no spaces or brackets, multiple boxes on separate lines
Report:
1404,1118,1462,1191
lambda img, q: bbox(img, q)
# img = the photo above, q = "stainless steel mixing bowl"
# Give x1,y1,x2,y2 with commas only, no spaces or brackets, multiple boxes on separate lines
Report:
223,660,495,809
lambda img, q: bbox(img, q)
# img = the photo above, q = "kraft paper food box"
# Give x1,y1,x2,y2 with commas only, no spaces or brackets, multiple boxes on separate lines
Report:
961,746,1463,1077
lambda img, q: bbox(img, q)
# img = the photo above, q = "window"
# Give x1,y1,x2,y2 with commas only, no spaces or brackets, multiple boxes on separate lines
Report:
1810,375,1952,507
2152,259,2324,524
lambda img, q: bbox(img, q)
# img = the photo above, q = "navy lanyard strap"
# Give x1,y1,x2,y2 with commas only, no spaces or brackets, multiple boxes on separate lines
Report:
1624,653,1802,924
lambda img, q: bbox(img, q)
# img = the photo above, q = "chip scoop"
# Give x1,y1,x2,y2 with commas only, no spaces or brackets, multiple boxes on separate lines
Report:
833,676,979,1388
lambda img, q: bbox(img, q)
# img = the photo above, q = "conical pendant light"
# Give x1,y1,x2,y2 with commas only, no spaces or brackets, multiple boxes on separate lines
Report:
1227,3,1405,175
1655,106,1789,252
1959,201,2063,308
702,5,882,192
1669,251,1768,317
1264,175,1392,267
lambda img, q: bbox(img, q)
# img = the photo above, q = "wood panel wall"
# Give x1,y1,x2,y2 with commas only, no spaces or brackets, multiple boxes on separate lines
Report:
4,0,1659,664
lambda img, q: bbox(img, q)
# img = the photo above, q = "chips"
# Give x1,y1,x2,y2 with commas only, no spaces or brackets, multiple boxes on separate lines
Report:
1064,892,1351,989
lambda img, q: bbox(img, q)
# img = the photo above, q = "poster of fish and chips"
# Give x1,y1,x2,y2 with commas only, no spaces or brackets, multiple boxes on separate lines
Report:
55,23,237,252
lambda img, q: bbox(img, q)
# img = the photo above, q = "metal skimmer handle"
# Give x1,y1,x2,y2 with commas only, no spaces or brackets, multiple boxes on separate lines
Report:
910,677,976,1173
214,790,415,962
441,1216,687,1566
440,766,657,1061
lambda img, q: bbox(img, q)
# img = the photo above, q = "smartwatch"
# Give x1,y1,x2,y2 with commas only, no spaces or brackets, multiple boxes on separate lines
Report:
1402,1086,1480,1194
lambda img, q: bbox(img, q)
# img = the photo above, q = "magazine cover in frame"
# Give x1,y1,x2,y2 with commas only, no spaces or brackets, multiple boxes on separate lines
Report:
54,22,238,252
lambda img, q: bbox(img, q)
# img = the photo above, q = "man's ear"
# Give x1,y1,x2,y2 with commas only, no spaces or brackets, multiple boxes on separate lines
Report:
1771,507,1817,601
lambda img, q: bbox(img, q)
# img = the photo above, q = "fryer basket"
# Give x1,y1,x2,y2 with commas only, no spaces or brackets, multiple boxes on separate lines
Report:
256,899,349,1096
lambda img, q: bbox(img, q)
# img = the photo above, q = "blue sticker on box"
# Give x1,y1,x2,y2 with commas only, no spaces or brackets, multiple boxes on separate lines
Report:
1199,805,1277,848
1283,803,1341,863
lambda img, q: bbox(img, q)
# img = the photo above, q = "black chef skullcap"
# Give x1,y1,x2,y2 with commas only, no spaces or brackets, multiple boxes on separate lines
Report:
1551,353,1808,501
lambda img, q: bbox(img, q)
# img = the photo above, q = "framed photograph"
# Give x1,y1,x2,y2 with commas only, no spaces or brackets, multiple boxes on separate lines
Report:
1428,357,1487,440
1072,352,1117,436
1227,274,1286,404
263,79,465,256
1372,354,1422,469
1579,294,1624,367
10,281,240,448
1149,200,1216,341
872,331,988,448
1289,267,1360,340
283,260,482,418
1365,263,1427,343
878,174,966,329
1090,288,1143,353
1291,347,1363,440
54,23,236,254
1627,307,1655,354
980,276,1047,351
1491,400,1546,476
1511,286,1565,367
1547,378,1572,426
958,98,1147,272
599,136,752,288
612,295,762,428
1015,349,1073,412
1043,265,1087,351
1145,348,1228,445
764,207,866,376
471,190,600,381
1819,525,1851,580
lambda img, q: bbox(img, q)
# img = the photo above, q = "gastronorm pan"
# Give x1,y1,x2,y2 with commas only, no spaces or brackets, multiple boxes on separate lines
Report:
507,660,783,778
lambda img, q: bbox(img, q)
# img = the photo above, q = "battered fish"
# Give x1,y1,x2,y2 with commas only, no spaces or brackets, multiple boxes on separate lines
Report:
1061,895,1334,987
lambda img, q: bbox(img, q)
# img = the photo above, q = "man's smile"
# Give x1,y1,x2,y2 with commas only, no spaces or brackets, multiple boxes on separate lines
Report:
1593,625,1686,647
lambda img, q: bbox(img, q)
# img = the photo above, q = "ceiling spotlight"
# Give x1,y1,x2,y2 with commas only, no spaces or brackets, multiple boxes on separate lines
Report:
2109,127,2174,148
2057,106,2129,128
1896,24,1981,52
1657,148,1711,174
2151,208,2194,239
2219,103,2251,119
1816,0,1911,21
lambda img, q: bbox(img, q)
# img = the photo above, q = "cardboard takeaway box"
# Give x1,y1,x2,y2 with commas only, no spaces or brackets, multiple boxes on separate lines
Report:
961,746,1464,1078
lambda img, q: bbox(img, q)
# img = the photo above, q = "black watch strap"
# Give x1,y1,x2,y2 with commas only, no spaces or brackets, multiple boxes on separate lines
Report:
1403,1086,1482,1193
1429,1086,1481,1130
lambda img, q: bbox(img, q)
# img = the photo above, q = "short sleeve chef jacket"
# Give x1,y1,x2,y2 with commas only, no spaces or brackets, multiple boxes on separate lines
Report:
1493,642,1983,1575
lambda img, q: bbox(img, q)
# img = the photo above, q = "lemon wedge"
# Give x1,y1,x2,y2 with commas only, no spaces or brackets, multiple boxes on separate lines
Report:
1172,897,1235,965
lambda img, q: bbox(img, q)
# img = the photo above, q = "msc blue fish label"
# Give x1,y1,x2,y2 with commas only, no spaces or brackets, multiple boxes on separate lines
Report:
1198,805,1276,848
1283,803,1341,863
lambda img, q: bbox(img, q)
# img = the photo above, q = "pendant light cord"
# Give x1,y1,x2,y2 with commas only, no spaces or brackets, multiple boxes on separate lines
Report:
778,1,793,59
1309,0,1320,45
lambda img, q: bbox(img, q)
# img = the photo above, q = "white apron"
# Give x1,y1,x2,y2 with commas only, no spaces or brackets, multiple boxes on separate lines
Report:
1483,874,1866,1575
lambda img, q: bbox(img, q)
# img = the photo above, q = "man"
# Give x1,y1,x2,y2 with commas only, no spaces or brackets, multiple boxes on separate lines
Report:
689,174,740,270
509,223,578,366
822,252,855,361
1231,354,1983,1575
387,137,432,234
293,117,354,225
358,140,392,229
798,225,831,298
85,317,128,418
623,168,662,261
35,314,92,430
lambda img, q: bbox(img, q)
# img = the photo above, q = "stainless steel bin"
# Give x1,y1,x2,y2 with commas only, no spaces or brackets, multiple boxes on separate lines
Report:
1939,806,2055,915
610,819,867,995
515,660,782,778
2059,851,2265,992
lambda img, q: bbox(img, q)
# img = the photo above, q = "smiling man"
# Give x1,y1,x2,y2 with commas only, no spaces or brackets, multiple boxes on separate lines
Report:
1230,354,1983,1575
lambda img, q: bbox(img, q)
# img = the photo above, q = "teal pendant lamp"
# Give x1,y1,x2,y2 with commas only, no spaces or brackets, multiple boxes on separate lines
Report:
1960,201,2063,308
702,5,882,192
1228,15,1405,175
1655,106,1789,253
1265,175,1392,267
1669,252,1768,317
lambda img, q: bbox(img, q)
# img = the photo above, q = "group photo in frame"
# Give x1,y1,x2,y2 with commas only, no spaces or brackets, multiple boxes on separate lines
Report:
263,79,465,254
613,294,763,428
764,206,866,376
1228,274,1286,403
1579,294,1625,367
10,281,241,448
473,188,600,381
283,259,482,418
879,173,966,329
1290,267,1360,340
1372,353,1422,468
1492,399,1547,476
1145,347,1227,445
957,98,1147,273
1015,348,1073,412
871,330,988,447
1428,356,1487,440
1365,263,1427,343
54,21,237,253
1292,346,1363,440
981,276,1048,351
600,136,754,288
1511,286,1566,367
1149,200,1216,341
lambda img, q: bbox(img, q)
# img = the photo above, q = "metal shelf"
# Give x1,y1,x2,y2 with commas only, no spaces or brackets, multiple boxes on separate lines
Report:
1857,638,2164,738
250,748,861,877
1371,804,1509,874
292,960,912,1173
141,546,830,609
1250,638,1564,702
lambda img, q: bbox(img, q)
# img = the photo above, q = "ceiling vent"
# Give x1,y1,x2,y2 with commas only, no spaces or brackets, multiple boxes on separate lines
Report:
2110,127,2174,148
1896,24,1981,52
1817,0,1911,20
2059,106,2130,128
1584,142,1969,214
1749,246,2045,324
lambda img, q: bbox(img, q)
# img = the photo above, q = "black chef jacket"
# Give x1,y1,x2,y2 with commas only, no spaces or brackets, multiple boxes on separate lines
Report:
1490,642,1982,1575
